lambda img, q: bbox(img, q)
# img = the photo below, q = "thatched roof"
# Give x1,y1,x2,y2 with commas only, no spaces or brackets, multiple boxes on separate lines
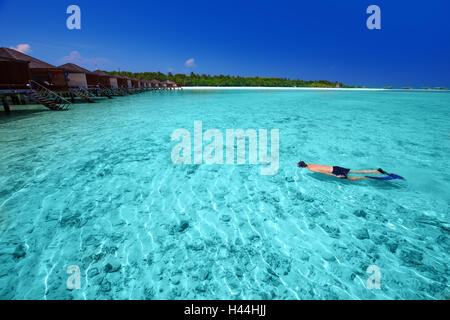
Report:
59,63,93,74
0,55,29,64
92,70,112,77
0,47,57,69
150,79,161,84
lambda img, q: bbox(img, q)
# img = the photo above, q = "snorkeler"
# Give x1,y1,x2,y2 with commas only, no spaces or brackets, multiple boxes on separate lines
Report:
297,161,389,181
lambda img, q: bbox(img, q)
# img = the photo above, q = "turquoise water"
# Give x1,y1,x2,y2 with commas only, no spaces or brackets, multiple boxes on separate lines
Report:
0,89,449,300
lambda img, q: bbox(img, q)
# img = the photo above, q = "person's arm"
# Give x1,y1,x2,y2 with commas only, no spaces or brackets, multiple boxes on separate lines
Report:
316,170,337,177
307,167,339,178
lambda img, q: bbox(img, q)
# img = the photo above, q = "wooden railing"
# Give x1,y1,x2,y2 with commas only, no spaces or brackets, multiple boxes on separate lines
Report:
29,80,72,110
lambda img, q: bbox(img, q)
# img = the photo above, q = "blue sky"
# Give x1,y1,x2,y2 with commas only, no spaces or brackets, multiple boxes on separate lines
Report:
0,0,449,87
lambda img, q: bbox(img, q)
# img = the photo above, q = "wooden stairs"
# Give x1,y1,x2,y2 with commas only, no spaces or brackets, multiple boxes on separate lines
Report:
98,85,114,98
28,81,72,110
112,88,125,96
70,88,95,103
26,91,65,110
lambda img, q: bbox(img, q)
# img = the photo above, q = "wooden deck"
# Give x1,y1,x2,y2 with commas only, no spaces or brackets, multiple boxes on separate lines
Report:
0,84,182,113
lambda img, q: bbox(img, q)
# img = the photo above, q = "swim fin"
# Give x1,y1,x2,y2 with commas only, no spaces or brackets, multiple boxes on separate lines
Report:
377,168,388,175
366,173,405,180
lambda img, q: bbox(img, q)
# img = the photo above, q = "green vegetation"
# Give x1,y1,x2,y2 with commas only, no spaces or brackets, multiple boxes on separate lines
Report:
107,71,356,88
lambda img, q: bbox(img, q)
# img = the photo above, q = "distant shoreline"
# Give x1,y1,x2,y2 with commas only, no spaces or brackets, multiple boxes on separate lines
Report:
182,86,385,91
182,86,449,91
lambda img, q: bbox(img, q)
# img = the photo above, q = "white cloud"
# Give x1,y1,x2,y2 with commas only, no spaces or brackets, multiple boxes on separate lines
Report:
60,51,84,63
10,44,31,54
60,51,109,69
185,58,196,67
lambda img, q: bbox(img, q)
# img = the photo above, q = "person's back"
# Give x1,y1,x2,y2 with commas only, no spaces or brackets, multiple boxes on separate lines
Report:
305,164,333,173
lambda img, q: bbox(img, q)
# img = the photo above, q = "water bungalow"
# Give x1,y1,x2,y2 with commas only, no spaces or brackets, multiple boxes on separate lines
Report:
150,79,161,89
116,75,128,89
0,55,30,90
0,47,71,111
162,80,177,90
0,48,68,91
92,70,115,88
59,63,90,88
0,47,180,113
125,77,133,89
108,74,119,89
0,55,31,112
91,71,128,96
58,63,107,103
131,78,140,89
109,74,118,86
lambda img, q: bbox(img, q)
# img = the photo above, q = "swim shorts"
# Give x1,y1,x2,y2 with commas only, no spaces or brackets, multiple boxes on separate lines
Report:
332,166,350,178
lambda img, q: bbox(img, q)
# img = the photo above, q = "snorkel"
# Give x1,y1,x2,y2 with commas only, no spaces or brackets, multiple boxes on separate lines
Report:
297,161,307,168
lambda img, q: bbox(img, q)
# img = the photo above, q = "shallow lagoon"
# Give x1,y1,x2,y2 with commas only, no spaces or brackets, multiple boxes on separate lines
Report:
0,89,449,299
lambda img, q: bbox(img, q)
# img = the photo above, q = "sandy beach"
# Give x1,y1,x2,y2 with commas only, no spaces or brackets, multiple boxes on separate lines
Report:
182,86,386,91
